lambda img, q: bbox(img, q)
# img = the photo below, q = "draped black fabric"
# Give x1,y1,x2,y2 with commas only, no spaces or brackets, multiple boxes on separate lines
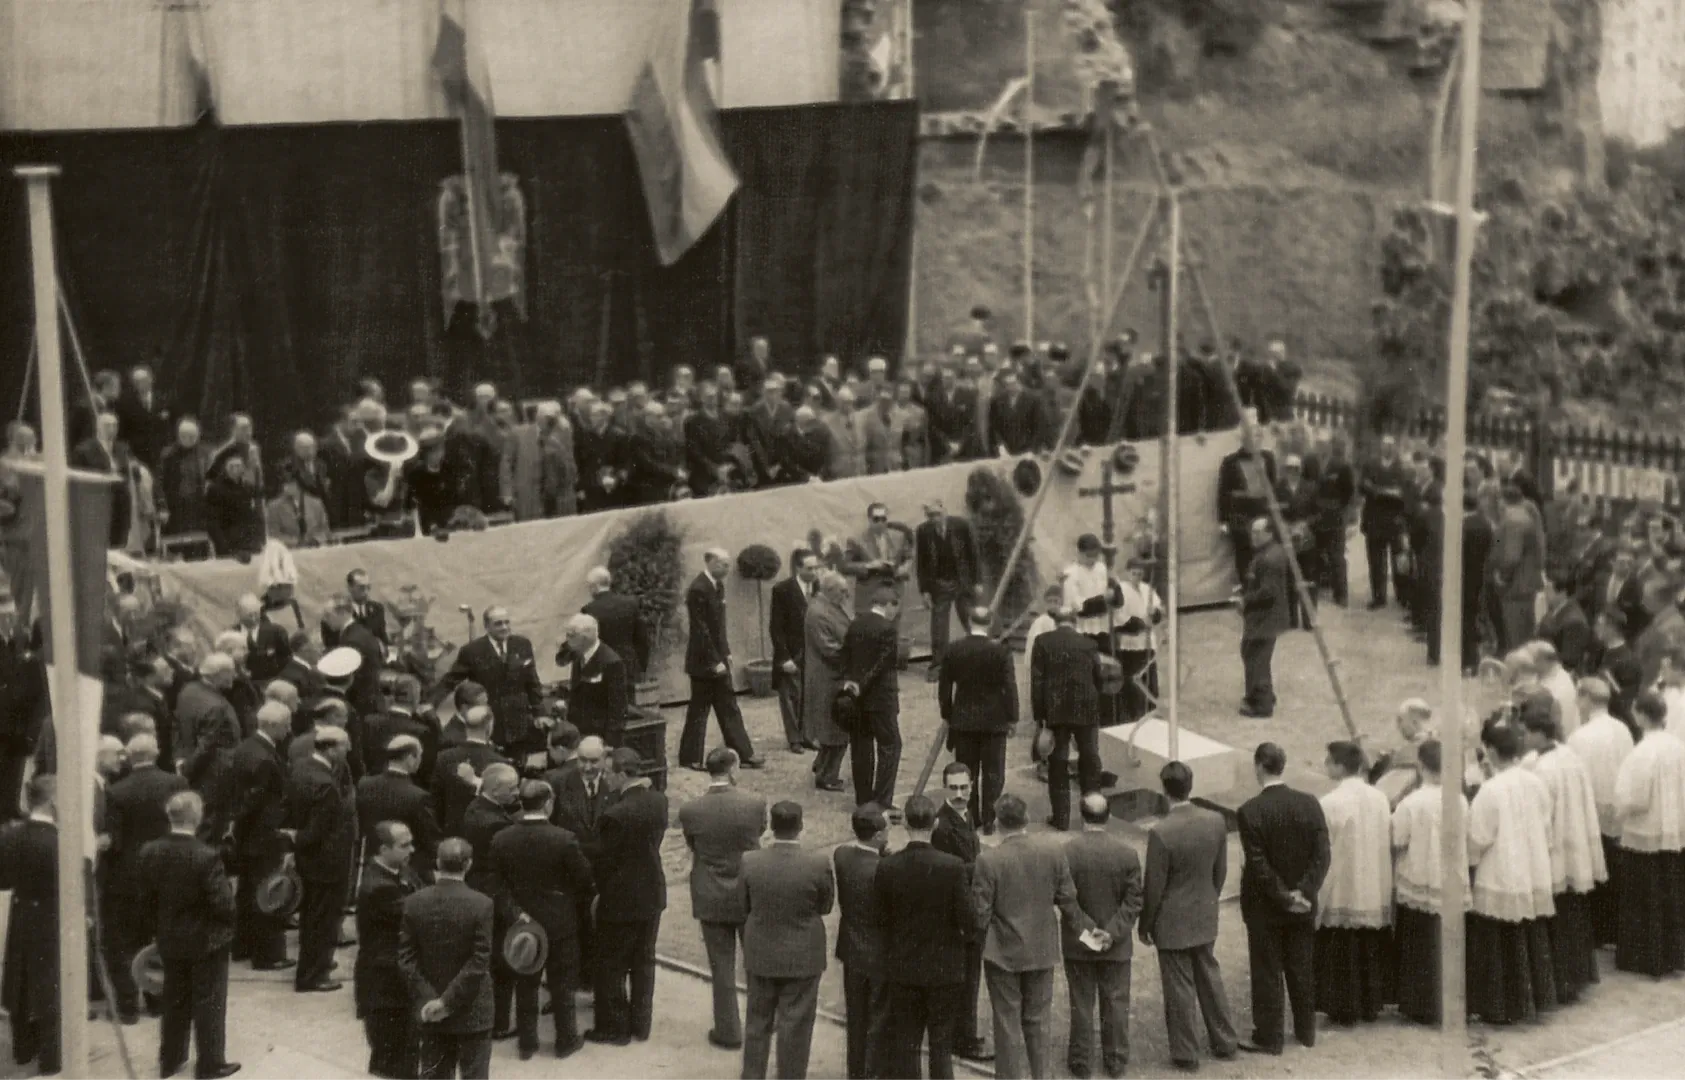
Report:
0,101,915,462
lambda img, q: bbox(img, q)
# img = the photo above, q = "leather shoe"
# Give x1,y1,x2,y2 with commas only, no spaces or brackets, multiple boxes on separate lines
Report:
296,980,342,993
519,1047,536,1061
816,779,846,793
707,1029,743,1050
740,756,767,769
1237,706,1272,719
555,1038,584,1059
584,1029,631,1046
197,1064,241,1079
1237,1041,1281,1055
1171,1061,1199,1073
683,762,707,773
787,744,808,754
161,1059,188,1080
252,959,295,972
800,739,819,751
954,1041,992,1062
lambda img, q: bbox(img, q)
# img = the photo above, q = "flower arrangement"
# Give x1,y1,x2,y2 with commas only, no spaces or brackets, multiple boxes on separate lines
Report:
605,509,687,674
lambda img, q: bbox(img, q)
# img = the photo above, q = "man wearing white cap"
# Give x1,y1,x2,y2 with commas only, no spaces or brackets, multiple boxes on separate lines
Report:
323,602,386,720
315,644,367,781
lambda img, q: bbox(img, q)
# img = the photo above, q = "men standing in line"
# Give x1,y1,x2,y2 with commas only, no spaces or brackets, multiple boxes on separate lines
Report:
104,733,190,1019
1311,740,1393,1026
1140,762,1237,1071
739,801,835,1080
289,724,357,994
1236,742,1329,1054
770,550,820,754
832,804,888,1080
489,779,596,1060
972,793,1094,1080
1062,793,1143,1080
228,705,292,972
917,499,980,682
842,583,903,810
1031,608,1105,831
679,549,763,770
939,606,1018,833
138,790,240,1080
875,794,971,1080
678,747,768,1051
399,837,495,1080
588,748,668,1045
932,763,990,1063
1238,518,1292,719
356,821,423,1079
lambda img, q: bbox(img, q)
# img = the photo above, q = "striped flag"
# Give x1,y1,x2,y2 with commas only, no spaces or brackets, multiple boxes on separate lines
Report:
432,0,504,333
625,0,740,267
1425,38,1486,267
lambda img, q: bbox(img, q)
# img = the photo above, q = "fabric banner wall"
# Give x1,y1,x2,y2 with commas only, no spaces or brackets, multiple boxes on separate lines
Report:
150,431,1244,702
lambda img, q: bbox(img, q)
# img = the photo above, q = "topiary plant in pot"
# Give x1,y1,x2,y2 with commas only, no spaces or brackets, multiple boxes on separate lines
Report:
605,509,687,700
735,543,782,696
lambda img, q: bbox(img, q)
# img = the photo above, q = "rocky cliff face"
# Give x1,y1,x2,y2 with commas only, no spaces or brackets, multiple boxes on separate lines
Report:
1599,0,1685,148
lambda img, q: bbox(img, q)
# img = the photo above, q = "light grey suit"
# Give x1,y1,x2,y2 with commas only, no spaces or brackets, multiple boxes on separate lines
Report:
1141,801,1237,1067
740,842,835,1080
678,784,767,1046
1061,829,1144,1078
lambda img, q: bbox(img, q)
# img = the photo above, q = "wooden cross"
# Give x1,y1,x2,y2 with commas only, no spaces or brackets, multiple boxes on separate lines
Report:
1077,459,1137,558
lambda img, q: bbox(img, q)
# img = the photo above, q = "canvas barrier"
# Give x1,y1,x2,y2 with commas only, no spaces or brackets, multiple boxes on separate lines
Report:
152,430,1244,701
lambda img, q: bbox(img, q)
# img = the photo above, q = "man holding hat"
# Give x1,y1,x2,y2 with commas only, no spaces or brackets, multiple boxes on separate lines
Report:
229,705,294,972
104,734,191,1019
288,724,357,993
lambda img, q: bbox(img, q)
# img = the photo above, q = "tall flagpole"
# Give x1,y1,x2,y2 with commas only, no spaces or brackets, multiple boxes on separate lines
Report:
1438,0,1482,1073
902,0,918,365
1022,6,1035,341
1164,192,1181,762
16,163,91,1080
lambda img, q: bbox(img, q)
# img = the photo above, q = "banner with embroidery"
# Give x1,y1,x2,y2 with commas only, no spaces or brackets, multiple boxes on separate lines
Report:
437,172,527,338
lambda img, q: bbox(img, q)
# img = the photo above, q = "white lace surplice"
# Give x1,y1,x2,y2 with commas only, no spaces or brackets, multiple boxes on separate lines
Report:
1318,776,1393,928
1468,765,1557,922
1527,744,1609,894
1615,729,1685,854
1566,711,1636,838
1392,782,1470,913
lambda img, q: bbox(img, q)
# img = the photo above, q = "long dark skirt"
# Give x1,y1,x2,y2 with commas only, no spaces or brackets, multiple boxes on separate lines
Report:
1313,925,1393,1024
1394,905,1442,1025
1616,849,1685,977
1586,836,1622,948
1466,913,1557,1025
1549,891,1600,1003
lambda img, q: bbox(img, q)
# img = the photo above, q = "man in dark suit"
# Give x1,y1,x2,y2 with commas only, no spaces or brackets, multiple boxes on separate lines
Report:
1311,435,1356,606
555,614,629,747
770,550,821,754
1217,432,1278,583
939,606,1017,831
347,568,391,649
833,805,889,1079
843,584,903,809
399,837,496,1080
357,734,442,879
228,705,293,971
987,370,1044,455
460,764,519,1039
917,501,981,681
136,790,240,1080
356,820,424,1079
434,606,546,759
70,410,134,547
1596,612,1645,732
581,566,650,681
1359,435,1410,608
431,706,508,836
1538,567,1594,675
549,735,610,991
103,733,191,1020
679,549,762,770
174,653,243,839
678,747,767,1051
104,653,176,765
289,724,357,993
272,632,324,710
489,779,596,1060
323,606,387,728
363,674,438,783
1140,761,1237,1070
739,801,834,1080
931,763,989,1063
875,794,973,1079
116,363,172,472
1031,608,1105,830
1239,518,1293,718
1236,742,1330,1055
587,747,669,1044
229,596,288,686
1064,793,1144,1079
1461,494,1497,673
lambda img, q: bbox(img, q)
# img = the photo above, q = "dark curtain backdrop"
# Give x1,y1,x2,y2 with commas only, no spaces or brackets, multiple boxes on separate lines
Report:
0,100,915,461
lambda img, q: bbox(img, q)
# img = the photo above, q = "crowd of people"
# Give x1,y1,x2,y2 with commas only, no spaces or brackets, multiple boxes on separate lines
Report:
0,309,1303,563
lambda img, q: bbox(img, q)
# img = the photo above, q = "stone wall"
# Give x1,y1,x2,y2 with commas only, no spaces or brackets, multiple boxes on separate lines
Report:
1599,0,1685,148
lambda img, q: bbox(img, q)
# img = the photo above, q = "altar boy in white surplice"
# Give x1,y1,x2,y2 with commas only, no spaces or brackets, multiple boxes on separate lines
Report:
1312,740,1393,1026
1519,701,1607,1005
1564,676,1635,946
1391,740,1467,1025
1613,690,1685,978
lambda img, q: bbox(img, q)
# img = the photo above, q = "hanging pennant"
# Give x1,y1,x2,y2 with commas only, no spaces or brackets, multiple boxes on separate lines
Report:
437,172,528,338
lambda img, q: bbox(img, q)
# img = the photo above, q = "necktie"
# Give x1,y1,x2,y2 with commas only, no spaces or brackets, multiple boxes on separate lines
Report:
295,500,306,539
495,641,505,663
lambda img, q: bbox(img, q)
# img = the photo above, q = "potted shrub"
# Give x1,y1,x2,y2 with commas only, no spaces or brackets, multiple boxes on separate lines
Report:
735,543,782,696
605,509,687,704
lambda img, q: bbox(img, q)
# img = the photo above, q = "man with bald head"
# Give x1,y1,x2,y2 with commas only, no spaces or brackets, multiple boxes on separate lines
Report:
176,652,244,842
579,566,649,681
432,705,508,836
559,613,629,746
289,724,357,993
230,703,294,971
357,734,442,880
462,762,520,1039
104,732,191,1019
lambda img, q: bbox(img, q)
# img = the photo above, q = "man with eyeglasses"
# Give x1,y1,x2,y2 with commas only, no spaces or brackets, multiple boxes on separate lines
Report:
844,504,912,620
932,763,992,1063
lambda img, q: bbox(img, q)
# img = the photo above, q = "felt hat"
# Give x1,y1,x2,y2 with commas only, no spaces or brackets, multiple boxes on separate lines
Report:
131,944,167,998
1011,458,1042,498
255,864,302,917
1032,726,1056,761
502,919,549,977
317,646,362,681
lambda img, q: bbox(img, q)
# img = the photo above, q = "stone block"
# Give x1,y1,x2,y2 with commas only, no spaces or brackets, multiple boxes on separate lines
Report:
1099,718,1249,803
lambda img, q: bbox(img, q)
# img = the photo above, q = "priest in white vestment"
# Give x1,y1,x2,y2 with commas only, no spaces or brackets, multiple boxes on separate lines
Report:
1391,740,1468,1025
1520,703,1607,1003
1113,554,1164,722
1565,676,1635,946
1062,533,1124,648
1532,642,1581,738
1467,719,1559,1025
1613,689,1685,977
1313,741,1394,1025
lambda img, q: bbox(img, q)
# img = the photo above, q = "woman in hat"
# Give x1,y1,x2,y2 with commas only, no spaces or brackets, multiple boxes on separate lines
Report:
204,445,264,560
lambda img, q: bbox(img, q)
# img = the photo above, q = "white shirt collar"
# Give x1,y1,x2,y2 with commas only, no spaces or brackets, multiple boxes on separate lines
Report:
577,641,600,667
1261,779,1286,789
27,812,54,826
870,606,890,618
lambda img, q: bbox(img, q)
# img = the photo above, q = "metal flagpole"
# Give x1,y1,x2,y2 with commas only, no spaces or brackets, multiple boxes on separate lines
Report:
1163,193,1181,761
16,163,91,1080
1438,0,1483,1071
1022,6,1035,341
